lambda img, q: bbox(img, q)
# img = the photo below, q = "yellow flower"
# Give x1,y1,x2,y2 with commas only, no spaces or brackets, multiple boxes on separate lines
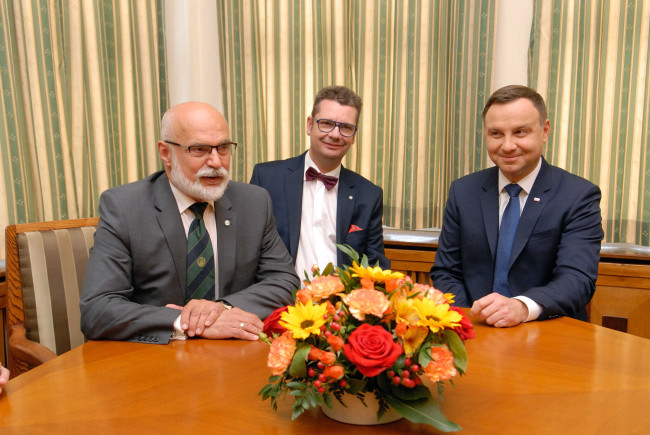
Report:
279,302,328,340
412,298,463,333
402,325,429,355
392,297,419,325
342,288,391,321
349,262,405,283
424,345,458,382
267,332,296,376
303,275,345,302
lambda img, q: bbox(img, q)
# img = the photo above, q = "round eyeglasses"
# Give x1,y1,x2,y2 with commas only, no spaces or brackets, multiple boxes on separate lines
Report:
313,118,358,137
164,140,237,158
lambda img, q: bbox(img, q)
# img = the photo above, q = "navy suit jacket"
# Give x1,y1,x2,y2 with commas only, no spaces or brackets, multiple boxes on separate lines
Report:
431,159,603,321
80,171,299,344
250,152,389,271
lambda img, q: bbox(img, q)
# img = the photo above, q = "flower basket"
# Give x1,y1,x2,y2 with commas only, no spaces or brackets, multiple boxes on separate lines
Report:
259,245,474,431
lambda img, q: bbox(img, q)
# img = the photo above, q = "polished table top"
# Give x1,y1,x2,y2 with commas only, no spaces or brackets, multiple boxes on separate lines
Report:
1,316,649,434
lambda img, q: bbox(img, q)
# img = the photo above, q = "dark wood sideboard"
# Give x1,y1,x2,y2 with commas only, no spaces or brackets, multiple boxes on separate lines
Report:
383,228,650,340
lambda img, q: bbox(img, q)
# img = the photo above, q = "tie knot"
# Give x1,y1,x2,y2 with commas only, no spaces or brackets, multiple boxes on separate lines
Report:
305,166,338,190
505,184,522,198
189,202,208,219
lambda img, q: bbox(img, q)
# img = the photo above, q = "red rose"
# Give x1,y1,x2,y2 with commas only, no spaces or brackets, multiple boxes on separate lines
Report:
449,306,475,341
343,324,403,377
263,306,289,336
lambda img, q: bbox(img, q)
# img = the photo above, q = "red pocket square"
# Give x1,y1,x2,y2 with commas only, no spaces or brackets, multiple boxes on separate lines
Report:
348,224,363,233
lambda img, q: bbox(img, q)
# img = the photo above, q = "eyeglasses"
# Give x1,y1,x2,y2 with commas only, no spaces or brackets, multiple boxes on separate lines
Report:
164,140,237,157
312,118,358,137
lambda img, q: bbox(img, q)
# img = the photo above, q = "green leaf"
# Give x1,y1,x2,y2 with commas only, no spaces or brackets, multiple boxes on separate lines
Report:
321,262,335,276
345,378,367,395
443,330,468,373
289,342,311,377
391,384,431,401
336,243,360,265
418,341,433,367
383,389,462,432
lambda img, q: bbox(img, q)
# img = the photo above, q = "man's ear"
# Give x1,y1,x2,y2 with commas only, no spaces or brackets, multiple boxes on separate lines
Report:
158,141,172,169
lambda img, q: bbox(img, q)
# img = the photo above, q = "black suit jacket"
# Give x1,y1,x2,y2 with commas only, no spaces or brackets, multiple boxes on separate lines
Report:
431,159,603,321
80,171,299,344
250,152,389,270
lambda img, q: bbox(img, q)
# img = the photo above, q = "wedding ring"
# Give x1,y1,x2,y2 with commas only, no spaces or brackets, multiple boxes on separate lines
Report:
240,322,245,329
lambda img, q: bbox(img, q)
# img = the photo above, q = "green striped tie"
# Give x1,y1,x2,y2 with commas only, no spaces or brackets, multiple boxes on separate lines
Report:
186,202,215,301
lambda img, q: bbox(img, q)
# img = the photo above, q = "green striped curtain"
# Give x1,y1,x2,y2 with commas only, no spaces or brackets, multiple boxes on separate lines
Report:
0,0,168,259
529,0,650,245
217,0,496,230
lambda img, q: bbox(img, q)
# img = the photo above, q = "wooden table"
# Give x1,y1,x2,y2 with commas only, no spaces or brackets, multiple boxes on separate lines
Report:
1,316,649,434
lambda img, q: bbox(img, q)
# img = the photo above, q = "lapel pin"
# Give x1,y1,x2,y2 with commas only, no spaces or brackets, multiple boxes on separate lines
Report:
224,219,231,226
533,197,540,202
349,195,353,200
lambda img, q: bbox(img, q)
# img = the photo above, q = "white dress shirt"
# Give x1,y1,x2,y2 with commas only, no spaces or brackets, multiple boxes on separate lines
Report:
497,158,543,321
294,152,341,282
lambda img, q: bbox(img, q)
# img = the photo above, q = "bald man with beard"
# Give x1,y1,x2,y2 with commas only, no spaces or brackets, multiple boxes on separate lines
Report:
81,102,299,344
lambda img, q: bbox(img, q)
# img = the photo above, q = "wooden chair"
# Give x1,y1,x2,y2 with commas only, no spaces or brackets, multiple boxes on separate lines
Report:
5,218,99,377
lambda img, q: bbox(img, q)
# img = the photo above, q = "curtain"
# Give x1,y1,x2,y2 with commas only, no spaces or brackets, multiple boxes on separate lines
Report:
529,0,650,245
0,0,168,259
216,0,497,230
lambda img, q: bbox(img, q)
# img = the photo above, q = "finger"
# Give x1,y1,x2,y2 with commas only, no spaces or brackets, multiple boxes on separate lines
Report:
165,304,183,310
233,323,261,340
204,309,222,327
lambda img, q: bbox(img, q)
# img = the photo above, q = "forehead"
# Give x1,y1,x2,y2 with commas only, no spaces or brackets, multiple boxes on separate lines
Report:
314,99,358,123
176,108,231,144
484,98,541,130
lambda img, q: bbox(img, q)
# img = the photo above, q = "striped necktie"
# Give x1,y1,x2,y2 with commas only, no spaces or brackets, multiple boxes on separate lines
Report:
493,183,523,297
186,202,215,301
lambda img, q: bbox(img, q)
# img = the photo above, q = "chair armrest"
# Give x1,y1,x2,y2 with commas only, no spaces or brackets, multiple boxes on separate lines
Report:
8,324,57,374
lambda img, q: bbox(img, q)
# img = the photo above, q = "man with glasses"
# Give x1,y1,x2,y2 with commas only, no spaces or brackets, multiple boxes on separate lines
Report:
81,102,299,344
251,86,389,281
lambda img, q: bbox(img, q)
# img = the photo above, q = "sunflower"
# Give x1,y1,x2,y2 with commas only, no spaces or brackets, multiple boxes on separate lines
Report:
279,301,328,340
349,262,405,283
412,298,463,333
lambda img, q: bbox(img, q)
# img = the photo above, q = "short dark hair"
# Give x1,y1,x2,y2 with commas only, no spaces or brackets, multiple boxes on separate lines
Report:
311,86,362,123
482,85,548,126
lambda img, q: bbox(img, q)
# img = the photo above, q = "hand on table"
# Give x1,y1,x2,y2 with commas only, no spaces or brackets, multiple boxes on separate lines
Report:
198,308,263,341
470,293,528,327
0,364,9,394
166,299,229,337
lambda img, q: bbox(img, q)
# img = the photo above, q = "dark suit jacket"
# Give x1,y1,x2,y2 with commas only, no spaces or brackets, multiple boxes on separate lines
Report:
250,152,389,270
431,159,603,321
80,171,299,344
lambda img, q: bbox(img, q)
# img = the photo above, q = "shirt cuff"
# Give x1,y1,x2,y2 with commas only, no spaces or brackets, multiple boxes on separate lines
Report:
171,315,188,340
513,296,542,322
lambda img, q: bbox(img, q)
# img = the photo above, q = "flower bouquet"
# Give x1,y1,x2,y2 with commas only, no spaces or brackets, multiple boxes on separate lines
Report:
259,245,474,431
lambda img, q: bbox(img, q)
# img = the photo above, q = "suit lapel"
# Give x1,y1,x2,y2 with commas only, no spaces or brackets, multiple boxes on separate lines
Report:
337,168,355,263
214,192,236,296
511,159,552,265
284,154,305,260
480,169,500,257
152,173,187,299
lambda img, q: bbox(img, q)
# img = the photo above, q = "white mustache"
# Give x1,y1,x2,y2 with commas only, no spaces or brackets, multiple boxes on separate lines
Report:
196,167,229,179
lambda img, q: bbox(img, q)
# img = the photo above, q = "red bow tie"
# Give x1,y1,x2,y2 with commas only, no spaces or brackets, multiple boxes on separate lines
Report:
305,166,338,191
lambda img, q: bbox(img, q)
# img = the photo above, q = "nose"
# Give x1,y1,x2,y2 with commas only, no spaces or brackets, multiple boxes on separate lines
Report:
205,148,223,168
501,134,517,152
327,125,343,140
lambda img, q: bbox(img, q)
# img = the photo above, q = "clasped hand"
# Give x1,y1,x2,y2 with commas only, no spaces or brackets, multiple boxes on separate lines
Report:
165,300,263,340
470,293,529,327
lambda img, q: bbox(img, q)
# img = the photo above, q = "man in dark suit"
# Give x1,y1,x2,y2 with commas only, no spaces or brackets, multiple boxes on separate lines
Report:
250,86,389,280
80,102,299,344
431,85,603,327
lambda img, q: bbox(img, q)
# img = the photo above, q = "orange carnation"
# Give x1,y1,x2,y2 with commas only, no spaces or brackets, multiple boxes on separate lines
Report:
424,345,458,383
267,332,296,376
303,275,345,302
342,288,390,321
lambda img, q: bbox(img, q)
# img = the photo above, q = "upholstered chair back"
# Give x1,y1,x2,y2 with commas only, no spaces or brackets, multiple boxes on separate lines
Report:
5,218,98,376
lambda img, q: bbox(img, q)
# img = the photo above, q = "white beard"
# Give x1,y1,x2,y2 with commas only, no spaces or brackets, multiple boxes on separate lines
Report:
170,153,230,202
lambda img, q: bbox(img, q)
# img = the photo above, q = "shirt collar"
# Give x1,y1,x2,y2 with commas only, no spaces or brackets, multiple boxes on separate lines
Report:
168,178,215,214
498,158,542,195
303,151,342,180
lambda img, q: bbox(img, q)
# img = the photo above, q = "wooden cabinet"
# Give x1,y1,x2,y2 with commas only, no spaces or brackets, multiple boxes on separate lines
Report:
384,229,650,340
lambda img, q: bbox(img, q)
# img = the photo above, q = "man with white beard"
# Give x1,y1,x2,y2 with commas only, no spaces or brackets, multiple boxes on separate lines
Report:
80,102,299,344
